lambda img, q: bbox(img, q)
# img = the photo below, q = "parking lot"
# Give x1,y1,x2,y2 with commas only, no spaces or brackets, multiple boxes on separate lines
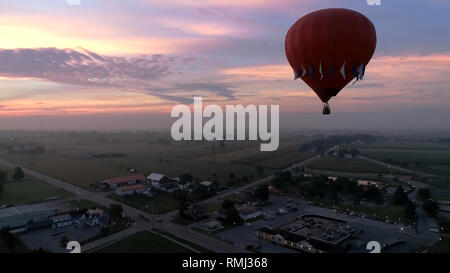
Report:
19,224,100,253
216,195,434,253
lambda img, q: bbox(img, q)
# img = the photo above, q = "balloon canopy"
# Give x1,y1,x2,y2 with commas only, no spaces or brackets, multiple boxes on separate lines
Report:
285,8,377,110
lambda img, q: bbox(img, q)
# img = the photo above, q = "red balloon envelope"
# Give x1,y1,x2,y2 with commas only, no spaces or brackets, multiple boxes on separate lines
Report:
285,8,377,114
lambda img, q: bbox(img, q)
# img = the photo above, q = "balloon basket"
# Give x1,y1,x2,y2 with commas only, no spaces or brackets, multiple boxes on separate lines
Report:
322,103,331,115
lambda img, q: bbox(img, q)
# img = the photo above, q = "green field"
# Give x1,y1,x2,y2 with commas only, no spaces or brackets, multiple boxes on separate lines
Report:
305,156,395,173
0,131,314,190
97,231,194,253
345,142,450,177
108,193,180,214
0,237,30,253
0,178,73,206
0,131,283,189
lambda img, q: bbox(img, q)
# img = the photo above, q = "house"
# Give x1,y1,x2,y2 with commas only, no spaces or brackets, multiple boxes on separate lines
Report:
101,174,147,189
185,203,208,221
238,205,262,221
147,173,170,188
115,184,148,196
51,214,72,229
197,181,217,193
77,208,111,228
178,180,192,192
200,220,223,233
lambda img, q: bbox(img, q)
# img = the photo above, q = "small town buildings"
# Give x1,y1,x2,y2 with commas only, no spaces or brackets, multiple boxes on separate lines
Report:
238,205,262,221
178,180,192,192
51,214,72,229
77,208,111,228
0,204,55,233
147,173,170,188
200,220,223,233
115,184,148,196
257,215,356,253
101,174,147,189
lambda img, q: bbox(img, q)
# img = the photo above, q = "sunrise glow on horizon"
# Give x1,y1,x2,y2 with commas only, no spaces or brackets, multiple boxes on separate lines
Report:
0,0,449,124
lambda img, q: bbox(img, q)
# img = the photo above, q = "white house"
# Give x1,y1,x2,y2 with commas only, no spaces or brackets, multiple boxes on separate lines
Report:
147,173,169,188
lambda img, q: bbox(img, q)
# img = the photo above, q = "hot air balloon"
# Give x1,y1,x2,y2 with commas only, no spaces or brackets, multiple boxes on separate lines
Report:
285,8,377,114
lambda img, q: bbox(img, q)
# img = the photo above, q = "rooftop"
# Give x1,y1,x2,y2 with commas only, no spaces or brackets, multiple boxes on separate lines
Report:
0,203,53,219
147,173,166,181
103,174,146,184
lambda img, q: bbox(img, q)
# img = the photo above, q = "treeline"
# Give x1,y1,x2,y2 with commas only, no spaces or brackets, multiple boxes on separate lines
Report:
300,134,378,153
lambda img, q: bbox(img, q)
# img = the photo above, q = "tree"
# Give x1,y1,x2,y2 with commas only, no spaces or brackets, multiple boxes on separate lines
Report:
0,227,17,250
392,186,408,205
109,204,123,218
180,173,193,183
417,188,431,200
100,227,111,237
362,186,383,204
229,172,236,180
220,200,241,224
350,148,359,158
178,194,189,218
60,236,69,247
0,170,7,183
404,202,416,221
255,165,264,176
422,200,439,218
254,184,269,201
0,183,3,196
13,167,24,179
221,199,234,210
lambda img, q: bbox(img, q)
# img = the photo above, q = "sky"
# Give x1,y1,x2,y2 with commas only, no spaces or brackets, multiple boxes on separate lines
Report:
0,0,449,130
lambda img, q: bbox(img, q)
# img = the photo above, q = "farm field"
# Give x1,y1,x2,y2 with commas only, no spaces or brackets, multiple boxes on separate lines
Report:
197,137,315,170
97,231,194,253
305,156,396,174
0,178,73,206
345,142,450,178
0,131,285,189
250,151,314,169
0,164,73,205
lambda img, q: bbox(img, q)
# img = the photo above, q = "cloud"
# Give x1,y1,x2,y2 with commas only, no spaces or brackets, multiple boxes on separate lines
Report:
0,47,236,103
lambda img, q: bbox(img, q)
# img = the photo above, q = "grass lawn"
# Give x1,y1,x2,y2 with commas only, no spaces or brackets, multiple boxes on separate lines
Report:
0,178,73,205
345,143,450,177
306,197,409,223
97,231,194,253
68,199,107,211
306,156,397,174
251,151,314,169
0,237,30,253
108,193,179,214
